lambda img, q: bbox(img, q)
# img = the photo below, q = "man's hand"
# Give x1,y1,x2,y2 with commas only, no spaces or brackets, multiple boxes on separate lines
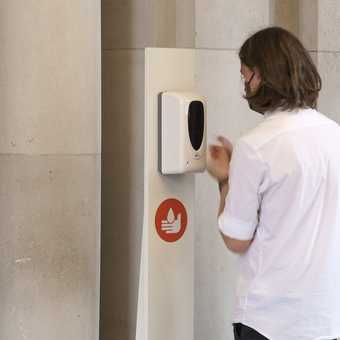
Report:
207,136,233,182
218,136,233,158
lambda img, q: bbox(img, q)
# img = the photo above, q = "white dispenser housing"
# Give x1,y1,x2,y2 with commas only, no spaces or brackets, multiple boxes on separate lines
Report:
159,91,207,174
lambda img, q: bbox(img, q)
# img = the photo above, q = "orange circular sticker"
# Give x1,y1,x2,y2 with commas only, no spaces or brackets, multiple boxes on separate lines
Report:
155,198,188,242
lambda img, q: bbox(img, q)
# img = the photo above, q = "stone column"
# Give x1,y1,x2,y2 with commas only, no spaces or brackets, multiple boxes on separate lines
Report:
0,1,101,340
299,0,340,123
100,1,194,339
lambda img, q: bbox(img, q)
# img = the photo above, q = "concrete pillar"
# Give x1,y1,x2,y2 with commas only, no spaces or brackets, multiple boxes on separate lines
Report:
299,0,340,124
0,1,101,340
270,0,299,36
101,1,194,339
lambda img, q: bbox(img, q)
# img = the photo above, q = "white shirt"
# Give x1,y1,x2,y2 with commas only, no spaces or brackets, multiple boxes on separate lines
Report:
218,108,340,340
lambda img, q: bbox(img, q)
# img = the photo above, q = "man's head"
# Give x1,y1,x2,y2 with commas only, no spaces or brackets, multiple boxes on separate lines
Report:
239,26,321,114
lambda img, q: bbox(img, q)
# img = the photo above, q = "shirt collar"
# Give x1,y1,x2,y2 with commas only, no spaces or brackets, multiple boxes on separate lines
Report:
263,107,311,120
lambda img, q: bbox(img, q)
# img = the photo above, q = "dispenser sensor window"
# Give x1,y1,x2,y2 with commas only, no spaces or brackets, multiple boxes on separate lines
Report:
188,101,204,151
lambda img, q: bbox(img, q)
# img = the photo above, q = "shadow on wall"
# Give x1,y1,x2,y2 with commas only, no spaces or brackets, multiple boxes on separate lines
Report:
100,1,144,339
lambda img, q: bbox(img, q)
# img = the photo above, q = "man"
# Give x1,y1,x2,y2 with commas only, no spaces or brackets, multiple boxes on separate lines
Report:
207,27,340,340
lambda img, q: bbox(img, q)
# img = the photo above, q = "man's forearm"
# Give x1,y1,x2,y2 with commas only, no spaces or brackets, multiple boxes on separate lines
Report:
218,180,229,216
217,180,253,253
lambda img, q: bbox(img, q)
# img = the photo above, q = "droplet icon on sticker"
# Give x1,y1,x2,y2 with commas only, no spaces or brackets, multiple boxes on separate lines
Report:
167,208,175,223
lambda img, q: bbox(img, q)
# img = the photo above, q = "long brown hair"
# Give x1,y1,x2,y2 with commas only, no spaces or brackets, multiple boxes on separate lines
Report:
239,27,321,113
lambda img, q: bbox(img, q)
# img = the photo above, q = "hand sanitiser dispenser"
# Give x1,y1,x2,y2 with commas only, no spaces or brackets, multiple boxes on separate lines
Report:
159,91,207,174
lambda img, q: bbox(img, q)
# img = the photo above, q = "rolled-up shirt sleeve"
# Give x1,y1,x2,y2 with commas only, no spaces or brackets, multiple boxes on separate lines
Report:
218,139,267,240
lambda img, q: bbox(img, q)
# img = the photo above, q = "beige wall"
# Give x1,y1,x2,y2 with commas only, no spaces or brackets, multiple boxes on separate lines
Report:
302,0,340,124
0,1,101,340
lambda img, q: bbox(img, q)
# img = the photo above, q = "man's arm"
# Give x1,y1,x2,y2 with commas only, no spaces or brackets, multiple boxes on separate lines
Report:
218,180,253,254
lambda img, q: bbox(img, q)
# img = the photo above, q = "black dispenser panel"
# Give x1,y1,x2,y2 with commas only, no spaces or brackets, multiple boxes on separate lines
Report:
188,101,204,151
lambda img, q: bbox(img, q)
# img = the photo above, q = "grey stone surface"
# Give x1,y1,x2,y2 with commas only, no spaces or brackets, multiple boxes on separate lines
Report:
102,0,194,49
300,0,340,52
0,1,101,339
0,0,101,154
318,0,340,51
100,50,144,340
0,154,100,340
101,50,144,154
195,0,269,49
317,52,340,123
270,0,299,36
299,0,319,51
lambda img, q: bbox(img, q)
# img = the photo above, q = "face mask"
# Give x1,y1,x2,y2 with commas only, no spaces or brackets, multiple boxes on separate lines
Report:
244,73,266,115
244,71,255,97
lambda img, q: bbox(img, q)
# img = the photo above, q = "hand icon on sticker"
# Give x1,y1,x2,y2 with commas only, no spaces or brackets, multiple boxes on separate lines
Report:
161,208,181,234
155,198,187,242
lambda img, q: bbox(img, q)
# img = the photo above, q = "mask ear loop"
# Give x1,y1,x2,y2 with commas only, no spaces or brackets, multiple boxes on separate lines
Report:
247,71,255,85
246,71,271,98
242,71,256,98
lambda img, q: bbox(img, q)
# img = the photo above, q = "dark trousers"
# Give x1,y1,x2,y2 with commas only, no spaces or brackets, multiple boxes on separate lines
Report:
233,323,268,340
233,323,337,340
